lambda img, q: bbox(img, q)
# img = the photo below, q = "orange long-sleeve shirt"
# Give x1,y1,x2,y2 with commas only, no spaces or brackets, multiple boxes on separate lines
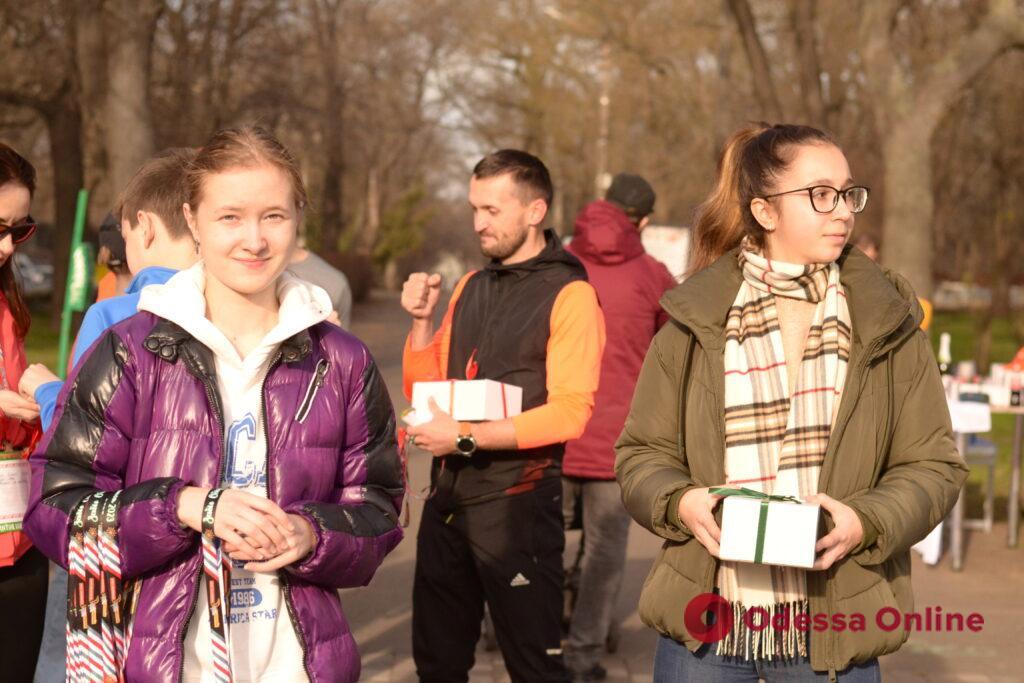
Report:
403,272,606,450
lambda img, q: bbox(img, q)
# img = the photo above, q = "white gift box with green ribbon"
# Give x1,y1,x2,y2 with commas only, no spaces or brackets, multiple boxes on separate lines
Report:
713,487,821,569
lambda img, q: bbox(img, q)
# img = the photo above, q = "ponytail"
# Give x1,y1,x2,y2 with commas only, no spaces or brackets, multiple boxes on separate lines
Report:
687,123,837,276
688,125,768,275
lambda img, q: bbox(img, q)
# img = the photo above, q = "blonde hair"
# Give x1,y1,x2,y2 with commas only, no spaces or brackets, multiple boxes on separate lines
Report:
187,125,308,211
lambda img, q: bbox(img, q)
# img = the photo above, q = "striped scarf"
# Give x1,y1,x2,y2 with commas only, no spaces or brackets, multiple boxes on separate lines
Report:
715,244,851,659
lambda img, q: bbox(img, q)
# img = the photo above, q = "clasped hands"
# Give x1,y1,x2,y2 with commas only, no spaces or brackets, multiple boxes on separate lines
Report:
177,486,315,573
676,487,864,571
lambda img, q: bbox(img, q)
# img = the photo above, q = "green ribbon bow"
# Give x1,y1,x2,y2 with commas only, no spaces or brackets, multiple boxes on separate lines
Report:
710,486,803,564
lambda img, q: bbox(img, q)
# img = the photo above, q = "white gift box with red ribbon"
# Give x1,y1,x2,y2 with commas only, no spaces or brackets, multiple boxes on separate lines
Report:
406,380,523,425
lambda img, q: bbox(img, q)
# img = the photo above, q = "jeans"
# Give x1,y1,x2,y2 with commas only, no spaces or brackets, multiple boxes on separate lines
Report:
562,477,632,673
33,565,68,682
653,635,882,682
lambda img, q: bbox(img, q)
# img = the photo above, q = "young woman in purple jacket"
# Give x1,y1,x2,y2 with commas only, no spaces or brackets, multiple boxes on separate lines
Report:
24,126,404,683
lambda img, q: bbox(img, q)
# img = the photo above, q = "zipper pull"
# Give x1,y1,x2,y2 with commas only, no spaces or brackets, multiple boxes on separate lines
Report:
295,359,329,423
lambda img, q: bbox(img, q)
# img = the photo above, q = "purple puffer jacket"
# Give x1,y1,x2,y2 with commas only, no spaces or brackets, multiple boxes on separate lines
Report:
24,311,404,683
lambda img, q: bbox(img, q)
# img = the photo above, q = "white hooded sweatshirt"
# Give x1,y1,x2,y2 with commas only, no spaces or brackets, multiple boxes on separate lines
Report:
138,262,332,683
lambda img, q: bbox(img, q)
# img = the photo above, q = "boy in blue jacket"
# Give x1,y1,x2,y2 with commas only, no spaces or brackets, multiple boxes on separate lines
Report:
21,148,198,429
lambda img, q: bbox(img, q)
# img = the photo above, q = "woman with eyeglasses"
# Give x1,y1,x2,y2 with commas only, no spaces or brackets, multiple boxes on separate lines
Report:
615,124,967,680
0,142,46,682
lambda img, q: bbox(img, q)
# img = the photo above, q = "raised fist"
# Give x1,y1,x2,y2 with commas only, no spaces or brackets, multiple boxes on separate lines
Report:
401,272,442,320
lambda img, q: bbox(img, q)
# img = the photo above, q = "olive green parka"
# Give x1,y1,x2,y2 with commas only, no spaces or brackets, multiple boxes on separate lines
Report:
615,245,968,677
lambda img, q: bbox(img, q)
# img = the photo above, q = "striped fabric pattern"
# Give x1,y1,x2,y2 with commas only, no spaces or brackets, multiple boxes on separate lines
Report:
201,531,234,682
65,492,135,682
715,244,851,660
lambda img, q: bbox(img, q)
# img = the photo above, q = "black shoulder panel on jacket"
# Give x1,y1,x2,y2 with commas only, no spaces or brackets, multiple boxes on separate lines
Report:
303,495,397,538
43,331,131,513
359,360,403,497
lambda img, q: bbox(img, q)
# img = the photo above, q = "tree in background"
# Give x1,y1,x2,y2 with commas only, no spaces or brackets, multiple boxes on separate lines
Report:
1,0,1022,326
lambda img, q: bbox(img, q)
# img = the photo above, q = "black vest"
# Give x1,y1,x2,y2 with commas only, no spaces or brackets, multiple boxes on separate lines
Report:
432,231,587,509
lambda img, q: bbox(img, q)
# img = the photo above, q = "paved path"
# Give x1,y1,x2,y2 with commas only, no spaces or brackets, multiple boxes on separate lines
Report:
346,290,1024,682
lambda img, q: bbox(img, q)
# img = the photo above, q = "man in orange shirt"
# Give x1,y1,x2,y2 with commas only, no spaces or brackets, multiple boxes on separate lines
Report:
403,150,605,682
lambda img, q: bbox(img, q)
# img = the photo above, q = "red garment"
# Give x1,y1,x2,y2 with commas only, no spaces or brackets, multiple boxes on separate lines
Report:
564,200,676,479
0,289,36,567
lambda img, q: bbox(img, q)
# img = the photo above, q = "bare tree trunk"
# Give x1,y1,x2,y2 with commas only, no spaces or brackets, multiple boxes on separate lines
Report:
103,0,160,191
383,258,400,292
726,0,784,122
880,121,937,299
309,0,346,251
359,165,381,253
594,42,612,198
791,0,826,127
44,89,86,326
73,0,110,210
320,78,345,250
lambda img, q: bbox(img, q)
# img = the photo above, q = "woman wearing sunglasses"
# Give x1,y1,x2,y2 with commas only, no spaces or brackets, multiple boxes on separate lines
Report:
0,142,46,682
616,124,966,680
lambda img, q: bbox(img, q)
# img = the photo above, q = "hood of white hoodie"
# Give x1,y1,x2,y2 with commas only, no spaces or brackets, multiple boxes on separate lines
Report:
137,261,333,371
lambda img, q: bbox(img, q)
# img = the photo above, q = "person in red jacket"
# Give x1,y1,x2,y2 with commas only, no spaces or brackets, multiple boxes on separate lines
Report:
0,142,45,683
563,173,676,681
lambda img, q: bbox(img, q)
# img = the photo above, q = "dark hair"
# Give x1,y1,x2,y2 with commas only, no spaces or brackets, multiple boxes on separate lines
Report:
472,149,554,208
688,123,837,275
98,212,129,273
187,126,307,211
0,142,36,338
116,148,197,241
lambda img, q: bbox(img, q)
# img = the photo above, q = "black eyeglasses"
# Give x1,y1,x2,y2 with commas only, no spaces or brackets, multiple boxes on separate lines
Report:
0,215,37,244
761,186,870,214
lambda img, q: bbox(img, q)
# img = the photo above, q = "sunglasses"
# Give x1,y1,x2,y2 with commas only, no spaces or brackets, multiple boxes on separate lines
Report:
0,216,37,244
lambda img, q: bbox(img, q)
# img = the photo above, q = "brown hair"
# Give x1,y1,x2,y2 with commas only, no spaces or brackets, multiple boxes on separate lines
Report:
186,126,308,211
473,149,554,208
116,147,197,241
688,123,837,275
0,142,36,338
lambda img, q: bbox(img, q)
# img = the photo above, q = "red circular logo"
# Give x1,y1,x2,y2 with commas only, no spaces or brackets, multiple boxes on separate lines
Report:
684,593,733,643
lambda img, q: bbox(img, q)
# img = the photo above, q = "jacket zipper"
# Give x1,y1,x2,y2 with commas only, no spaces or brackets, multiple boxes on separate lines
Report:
281,575,313,682
295,359,329,423
812,323,906,675
263,350,314,681
178,351,227,683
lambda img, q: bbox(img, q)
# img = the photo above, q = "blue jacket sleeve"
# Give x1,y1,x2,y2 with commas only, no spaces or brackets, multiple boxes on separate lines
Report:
72,305,111,368
34,380,63,432
34,304,112,432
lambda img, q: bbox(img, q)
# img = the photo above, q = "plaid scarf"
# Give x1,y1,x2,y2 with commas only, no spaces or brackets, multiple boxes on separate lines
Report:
715,244,851,659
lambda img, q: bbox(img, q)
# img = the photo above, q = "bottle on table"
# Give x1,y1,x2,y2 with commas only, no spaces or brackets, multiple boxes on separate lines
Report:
937,332,953,375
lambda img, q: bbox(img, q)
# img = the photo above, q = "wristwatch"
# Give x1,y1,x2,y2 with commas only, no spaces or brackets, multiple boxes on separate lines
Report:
455,422,477,457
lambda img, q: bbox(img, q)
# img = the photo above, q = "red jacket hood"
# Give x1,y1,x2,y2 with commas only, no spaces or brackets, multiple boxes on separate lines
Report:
570,200,645,265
